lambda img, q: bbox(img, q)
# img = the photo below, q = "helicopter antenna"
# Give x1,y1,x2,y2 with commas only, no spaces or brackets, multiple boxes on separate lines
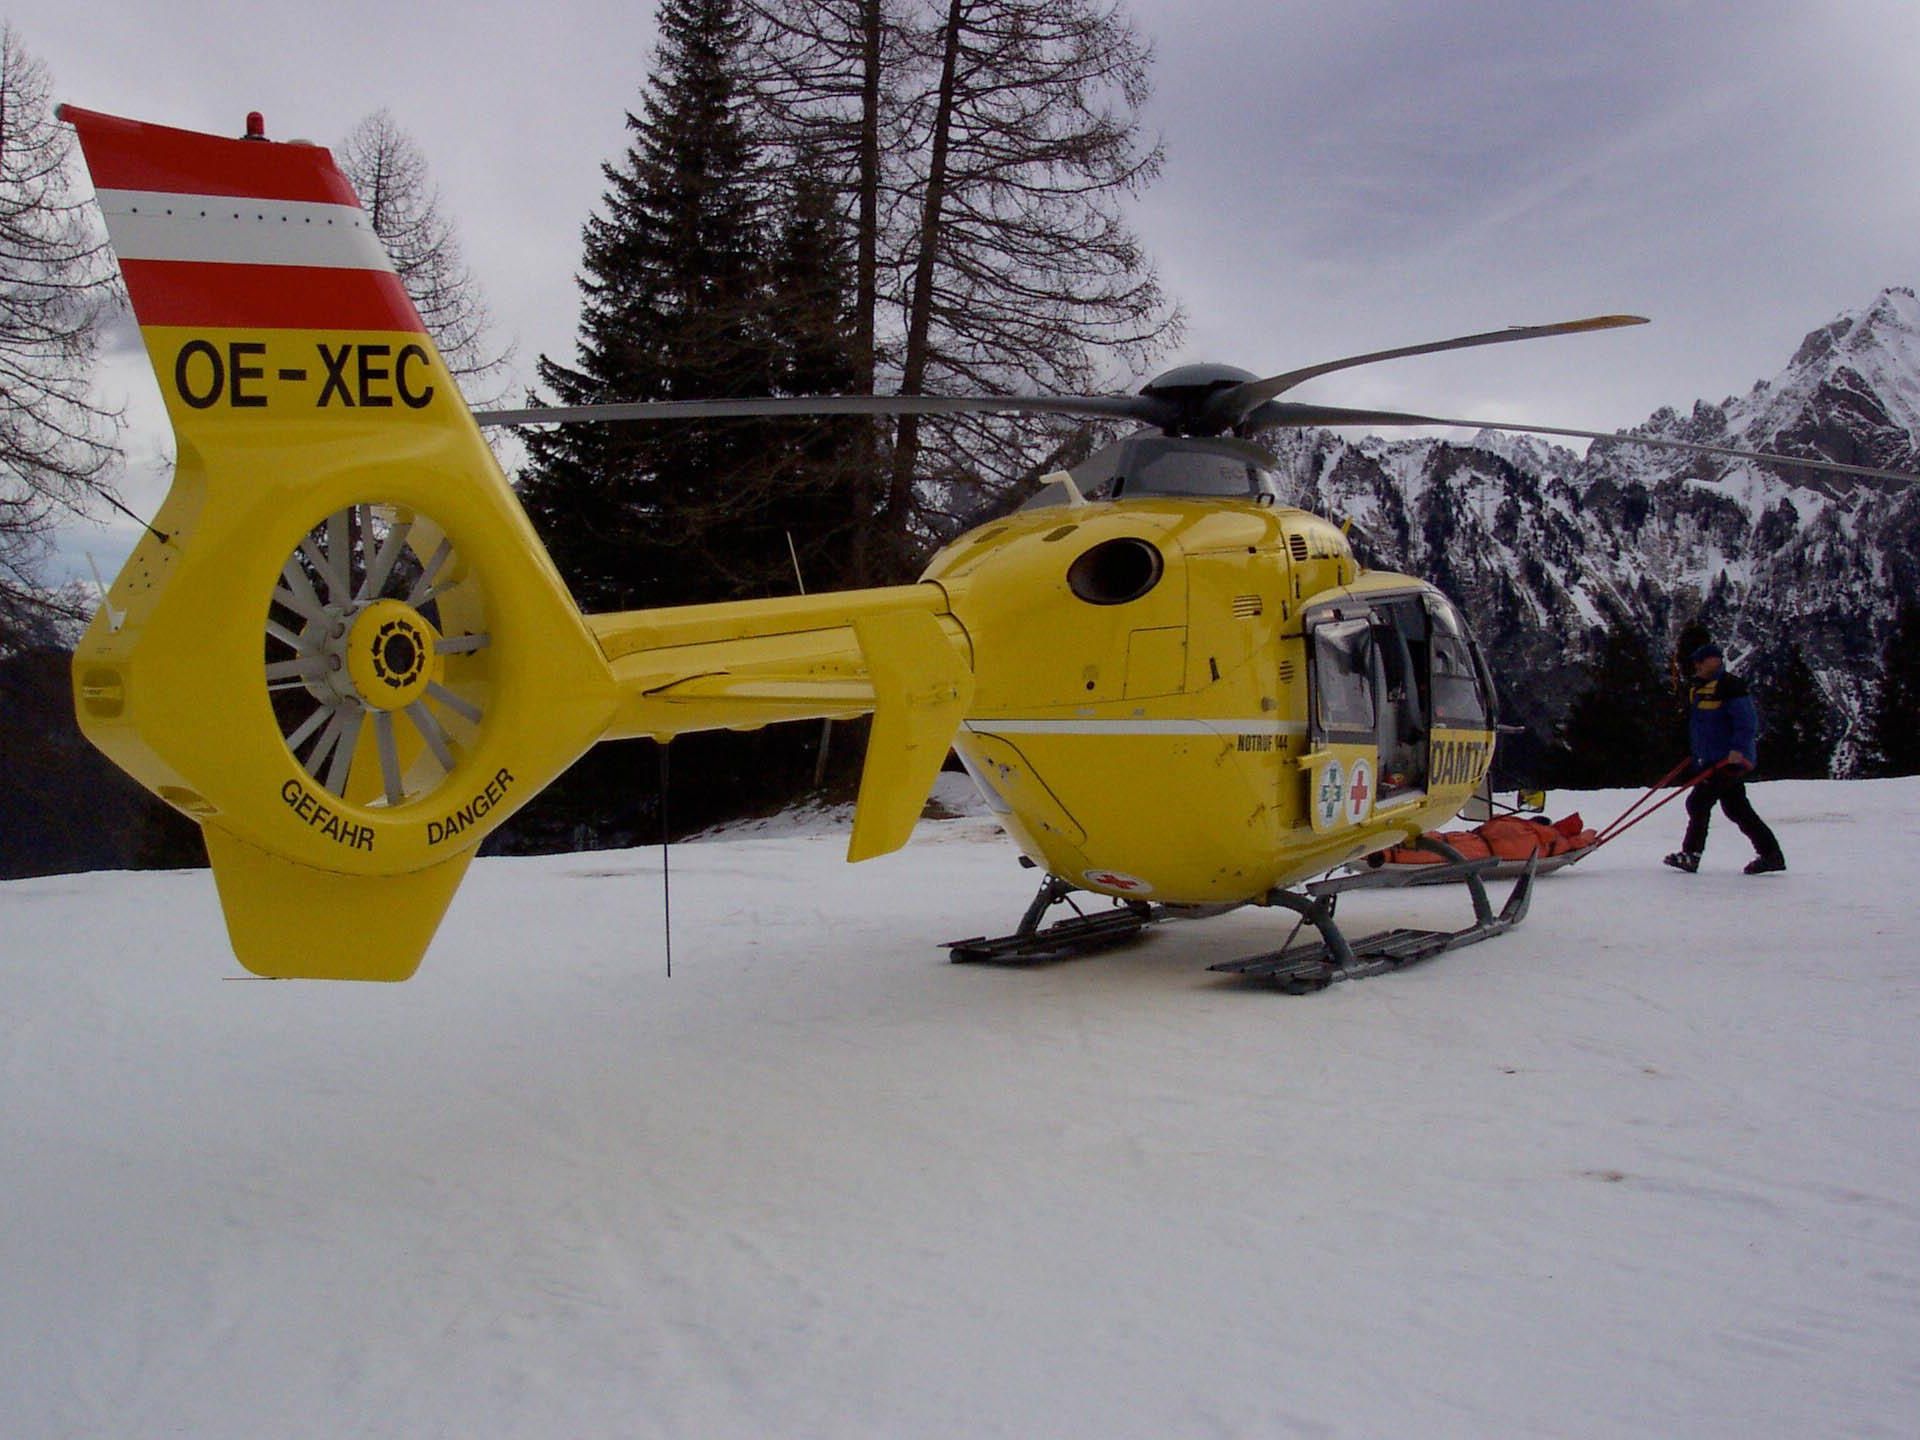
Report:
659,741,673,979
785,531,807,594
784,533,838,789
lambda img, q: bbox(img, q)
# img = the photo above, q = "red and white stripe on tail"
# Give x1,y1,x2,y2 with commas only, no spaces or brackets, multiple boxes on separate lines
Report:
59,105,425,334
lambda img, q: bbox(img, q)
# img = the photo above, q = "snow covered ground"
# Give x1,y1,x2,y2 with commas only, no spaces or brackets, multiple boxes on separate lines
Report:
3,778,1917,1439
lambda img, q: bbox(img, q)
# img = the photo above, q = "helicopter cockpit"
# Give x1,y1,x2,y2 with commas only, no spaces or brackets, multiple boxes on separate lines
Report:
1022,435,1282,508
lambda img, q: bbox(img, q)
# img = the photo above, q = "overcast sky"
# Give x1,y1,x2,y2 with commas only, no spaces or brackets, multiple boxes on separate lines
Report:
18,0,1920,577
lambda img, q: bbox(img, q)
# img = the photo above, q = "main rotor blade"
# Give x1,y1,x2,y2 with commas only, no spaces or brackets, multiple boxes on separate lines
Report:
1205,315,1649,431
1246,401,1920,485
474,392,1166,428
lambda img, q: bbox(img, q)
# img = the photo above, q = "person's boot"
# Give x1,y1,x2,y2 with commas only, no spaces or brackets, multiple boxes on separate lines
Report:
1744,852,1786,875
1664,850,1701,873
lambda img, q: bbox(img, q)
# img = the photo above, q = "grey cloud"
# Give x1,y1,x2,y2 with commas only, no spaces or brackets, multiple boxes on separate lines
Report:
15,0,1918,471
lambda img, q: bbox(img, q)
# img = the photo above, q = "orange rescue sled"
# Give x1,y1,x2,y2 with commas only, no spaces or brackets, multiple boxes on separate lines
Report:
1365,812,1599,880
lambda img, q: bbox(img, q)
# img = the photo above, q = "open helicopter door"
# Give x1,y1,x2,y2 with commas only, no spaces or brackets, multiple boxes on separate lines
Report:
1230,595,1526,993
1423,594,1499,801
1364,596,1434,803
1302,613,1382,834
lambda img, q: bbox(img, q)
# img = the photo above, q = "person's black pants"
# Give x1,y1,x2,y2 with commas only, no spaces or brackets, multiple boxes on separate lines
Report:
1683,770,1781,857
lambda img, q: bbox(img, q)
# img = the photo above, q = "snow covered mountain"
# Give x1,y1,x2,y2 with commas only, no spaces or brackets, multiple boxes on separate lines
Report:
1265,287,1920,771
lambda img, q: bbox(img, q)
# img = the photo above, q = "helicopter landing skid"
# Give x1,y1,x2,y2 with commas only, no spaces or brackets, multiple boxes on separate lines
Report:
1211,840,1538,994
946,875,1154,965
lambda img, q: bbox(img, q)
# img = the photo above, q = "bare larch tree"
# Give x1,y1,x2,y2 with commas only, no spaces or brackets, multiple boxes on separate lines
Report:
337,110,512,401
744,0,1182,578
0,23,121,639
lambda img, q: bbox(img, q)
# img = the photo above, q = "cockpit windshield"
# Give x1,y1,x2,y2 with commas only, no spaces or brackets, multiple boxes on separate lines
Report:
1022,435,1280,509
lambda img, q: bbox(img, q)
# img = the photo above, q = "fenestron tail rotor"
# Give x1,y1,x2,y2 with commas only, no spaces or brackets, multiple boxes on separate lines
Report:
264,505,493,809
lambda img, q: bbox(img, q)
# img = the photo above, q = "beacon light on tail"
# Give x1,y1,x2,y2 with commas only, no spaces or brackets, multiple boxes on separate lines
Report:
64,105,1919,991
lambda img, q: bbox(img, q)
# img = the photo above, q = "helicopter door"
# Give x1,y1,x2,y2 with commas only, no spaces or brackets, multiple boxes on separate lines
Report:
1425,594,1496,746
1307,617,1378,745
1368,597,1432,801
1305,616,1382,831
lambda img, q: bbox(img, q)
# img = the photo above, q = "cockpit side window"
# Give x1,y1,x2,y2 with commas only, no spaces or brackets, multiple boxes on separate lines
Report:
1426,597,1492,728
1311,618,1378,737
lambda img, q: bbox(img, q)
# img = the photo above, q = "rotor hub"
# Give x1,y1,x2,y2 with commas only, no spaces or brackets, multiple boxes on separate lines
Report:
1139,363,1260,436
345,600,441,712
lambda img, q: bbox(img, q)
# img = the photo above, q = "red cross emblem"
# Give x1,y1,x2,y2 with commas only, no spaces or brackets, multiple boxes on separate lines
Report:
1348,768,1371,812
1084,869,1150,894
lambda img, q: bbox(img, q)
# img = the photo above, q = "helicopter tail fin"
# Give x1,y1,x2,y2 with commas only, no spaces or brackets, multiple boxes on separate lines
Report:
202,831,476,982
61,106,972,980
60,106,618,979
847,609,973,861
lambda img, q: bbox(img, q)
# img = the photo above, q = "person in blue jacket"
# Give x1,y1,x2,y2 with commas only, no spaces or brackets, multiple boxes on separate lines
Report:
1665,642,1786,874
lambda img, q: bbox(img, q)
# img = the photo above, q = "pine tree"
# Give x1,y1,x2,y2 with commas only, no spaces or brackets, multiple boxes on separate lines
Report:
738,0,894,582
337,110,511,399
0,24,121,633
505,0,874,847
1867,601,1920,776
1757,644,1833,779
518,0,781,614
1546,620,1675,787
741,0,891,393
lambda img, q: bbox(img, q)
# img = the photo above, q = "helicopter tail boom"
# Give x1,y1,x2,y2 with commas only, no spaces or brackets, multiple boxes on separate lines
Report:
590,588,973,860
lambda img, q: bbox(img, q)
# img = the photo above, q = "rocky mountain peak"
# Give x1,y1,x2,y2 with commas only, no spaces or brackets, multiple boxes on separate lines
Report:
1790,286,1919,372
1754,286,1920,458
1266,287,1920,775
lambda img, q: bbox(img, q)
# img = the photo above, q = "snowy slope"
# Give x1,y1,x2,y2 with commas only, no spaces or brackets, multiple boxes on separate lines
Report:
4,782,1919,1439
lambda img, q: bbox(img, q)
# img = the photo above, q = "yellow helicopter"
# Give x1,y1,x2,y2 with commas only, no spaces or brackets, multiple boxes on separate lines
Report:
59,106,1920,992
